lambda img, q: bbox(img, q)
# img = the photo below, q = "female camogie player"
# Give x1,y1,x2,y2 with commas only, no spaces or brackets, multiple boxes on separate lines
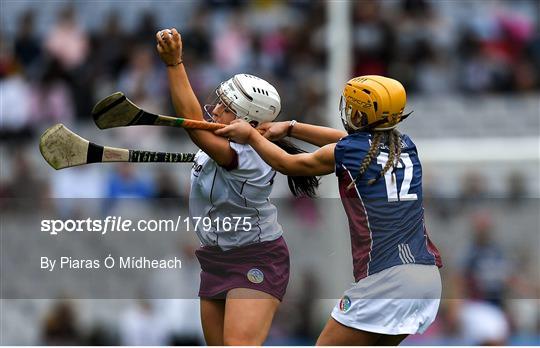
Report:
155,28,318,345
217,75,443,345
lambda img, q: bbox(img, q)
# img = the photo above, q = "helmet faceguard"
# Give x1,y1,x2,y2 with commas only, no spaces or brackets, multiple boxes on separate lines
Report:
203,104,217,123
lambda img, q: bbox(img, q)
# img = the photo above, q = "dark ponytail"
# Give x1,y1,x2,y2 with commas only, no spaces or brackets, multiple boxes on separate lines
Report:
272,139,320,198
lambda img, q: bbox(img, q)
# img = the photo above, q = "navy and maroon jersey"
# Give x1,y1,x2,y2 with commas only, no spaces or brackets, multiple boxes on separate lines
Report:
335,131,442,281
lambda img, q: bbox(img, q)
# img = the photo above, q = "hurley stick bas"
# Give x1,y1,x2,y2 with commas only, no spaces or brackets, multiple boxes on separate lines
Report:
92,92,226,131
40,124,195,170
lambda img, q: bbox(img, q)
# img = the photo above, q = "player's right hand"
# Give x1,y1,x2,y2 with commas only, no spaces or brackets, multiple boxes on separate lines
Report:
156,28,183,66
257,122,289,141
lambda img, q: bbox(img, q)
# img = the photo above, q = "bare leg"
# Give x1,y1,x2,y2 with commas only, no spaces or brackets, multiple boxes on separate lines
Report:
317,317,409,346
222,288,280,345
200,298,225,346
316,317,380,346
376,333,408,346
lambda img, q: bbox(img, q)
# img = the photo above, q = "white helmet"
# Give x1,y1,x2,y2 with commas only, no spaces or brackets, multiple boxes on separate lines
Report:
208,74,281,127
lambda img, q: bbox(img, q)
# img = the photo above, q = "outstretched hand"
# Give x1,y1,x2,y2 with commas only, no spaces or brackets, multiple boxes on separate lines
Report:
215,119,257,144
257,121,289,141
156,28,183,66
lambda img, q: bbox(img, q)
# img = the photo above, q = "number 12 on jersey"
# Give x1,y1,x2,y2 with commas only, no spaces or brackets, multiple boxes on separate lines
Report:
377,153,418,202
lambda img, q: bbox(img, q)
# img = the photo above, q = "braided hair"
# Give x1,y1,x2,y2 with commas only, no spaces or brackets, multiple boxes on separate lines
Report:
347,129,402,190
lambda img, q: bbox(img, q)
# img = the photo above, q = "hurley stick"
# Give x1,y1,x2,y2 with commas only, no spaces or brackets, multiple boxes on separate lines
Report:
92,92,226,131
40,124,195,170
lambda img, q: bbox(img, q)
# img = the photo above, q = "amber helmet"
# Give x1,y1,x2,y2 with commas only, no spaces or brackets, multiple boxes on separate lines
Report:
340,75,411,133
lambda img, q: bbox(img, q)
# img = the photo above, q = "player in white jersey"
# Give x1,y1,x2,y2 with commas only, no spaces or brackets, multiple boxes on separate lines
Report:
156,28,318,345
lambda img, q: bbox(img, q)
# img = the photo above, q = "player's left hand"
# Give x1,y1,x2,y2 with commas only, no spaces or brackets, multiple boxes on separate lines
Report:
257,121,288,140
215,119,256,144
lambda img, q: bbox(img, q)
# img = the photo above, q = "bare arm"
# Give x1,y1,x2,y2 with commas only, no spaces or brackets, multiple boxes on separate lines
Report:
216,120,336,176
156,28,235,167
259,121,347,147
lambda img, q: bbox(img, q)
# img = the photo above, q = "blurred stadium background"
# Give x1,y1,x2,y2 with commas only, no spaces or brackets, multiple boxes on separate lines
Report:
1,0,539,345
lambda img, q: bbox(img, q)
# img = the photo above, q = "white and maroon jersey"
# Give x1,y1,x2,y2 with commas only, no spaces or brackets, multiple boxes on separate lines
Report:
189,142,282,250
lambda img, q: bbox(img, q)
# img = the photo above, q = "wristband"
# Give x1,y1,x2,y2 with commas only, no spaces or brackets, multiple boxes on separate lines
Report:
166,59,183,67
287,120,297,137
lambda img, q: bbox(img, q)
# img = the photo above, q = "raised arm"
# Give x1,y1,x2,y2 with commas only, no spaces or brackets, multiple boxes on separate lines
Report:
156,29,202,121
216,120,336,176
156,28,235,167
258,121,347,147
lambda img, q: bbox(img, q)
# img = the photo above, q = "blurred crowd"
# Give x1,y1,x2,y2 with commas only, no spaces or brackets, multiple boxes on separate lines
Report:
1,0,538,196
1,0,539,142
1,0,539,346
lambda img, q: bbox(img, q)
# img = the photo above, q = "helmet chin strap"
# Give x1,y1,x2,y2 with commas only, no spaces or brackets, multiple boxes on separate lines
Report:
400,111,413,121
354,111,413,132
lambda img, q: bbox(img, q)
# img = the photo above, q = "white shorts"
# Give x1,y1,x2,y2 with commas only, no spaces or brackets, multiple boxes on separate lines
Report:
331,264,441,335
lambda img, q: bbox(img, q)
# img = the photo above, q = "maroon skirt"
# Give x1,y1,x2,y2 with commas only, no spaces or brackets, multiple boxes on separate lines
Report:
195,236,290,301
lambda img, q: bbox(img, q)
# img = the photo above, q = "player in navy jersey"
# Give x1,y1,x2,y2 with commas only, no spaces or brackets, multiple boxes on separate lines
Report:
217,75,442,345
155,28,319,345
